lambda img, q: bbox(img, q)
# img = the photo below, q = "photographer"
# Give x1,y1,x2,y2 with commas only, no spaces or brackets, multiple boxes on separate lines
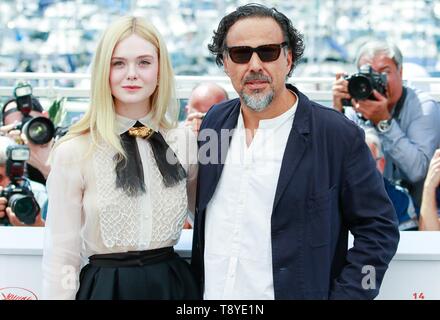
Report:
332,40,440,207
0,136,46,227
183,82,228,134
1,84,56,185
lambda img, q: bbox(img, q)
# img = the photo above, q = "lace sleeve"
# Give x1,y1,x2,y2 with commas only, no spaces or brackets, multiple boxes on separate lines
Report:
42,138,84,299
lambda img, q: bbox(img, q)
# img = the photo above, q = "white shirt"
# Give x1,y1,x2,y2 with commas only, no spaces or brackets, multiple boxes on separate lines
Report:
204,95,298,300
42,114,197,299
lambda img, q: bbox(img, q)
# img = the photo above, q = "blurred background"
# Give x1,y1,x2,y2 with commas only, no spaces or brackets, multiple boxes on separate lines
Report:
1,0,440,78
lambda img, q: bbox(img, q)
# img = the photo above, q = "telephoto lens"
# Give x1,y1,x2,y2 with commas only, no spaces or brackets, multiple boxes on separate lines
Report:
347,74,375,100
345,64,387,101
21,117,55,145
9,193,40,225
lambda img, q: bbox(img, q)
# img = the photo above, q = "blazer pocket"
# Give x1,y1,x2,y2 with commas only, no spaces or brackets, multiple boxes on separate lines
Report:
307,185,336,247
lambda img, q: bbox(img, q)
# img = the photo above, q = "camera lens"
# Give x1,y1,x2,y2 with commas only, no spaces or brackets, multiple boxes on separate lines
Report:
22,117,55,145
348,75,373,100
9,194,39,225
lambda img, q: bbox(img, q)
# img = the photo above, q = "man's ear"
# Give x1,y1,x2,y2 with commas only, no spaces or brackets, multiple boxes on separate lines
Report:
223,56,230,76
287,50,293,73
223,63,230,76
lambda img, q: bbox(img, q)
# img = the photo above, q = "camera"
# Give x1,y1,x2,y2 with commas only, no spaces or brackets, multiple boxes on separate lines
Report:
341,64,387,106
11,82,55,145
0,144,40,225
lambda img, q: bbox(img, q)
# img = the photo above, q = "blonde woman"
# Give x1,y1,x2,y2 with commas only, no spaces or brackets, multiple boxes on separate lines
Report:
42,16,199,299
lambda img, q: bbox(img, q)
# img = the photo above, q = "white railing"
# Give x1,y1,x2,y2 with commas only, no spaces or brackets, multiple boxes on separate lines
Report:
1,72,440,102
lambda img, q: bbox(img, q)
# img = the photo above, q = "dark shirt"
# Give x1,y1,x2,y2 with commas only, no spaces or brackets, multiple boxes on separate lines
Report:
27,164,46,186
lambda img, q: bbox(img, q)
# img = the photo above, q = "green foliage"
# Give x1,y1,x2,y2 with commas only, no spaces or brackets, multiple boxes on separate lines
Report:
48,97,67,127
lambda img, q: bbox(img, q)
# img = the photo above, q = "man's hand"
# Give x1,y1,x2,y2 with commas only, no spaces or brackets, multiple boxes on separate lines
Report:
0,194,7,222
424,149,440,192
183,220,192,229
332,72,351,112
184,112,205,134
0,121,23,144
354,90,391,125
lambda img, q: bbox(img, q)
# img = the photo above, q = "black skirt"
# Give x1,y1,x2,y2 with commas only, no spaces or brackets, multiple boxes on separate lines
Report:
76,247,200,300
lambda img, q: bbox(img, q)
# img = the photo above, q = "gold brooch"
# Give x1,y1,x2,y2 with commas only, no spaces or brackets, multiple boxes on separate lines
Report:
128,126,155,139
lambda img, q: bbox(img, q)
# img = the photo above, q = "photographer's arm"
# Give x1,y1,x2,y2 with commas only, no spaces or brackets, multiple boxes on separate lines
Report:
357,92,438,182
380,99,437,183
26,141,52,179
21,134,53,179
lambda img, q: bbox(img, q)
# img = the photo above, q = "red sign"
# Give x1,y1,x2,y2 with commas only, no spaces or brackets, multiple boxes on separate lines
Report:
0,287,38,300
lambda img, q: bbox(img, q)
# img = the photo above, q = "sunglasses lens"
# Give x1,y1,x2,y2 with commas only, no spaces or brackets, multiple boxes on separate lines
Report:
257,45,281,62
229,47,252,64
228,43,285,64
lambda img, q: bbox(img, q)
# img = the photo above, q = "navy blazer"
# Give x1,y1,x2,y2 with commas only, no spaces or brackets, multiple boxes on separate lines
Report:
191,84,400,299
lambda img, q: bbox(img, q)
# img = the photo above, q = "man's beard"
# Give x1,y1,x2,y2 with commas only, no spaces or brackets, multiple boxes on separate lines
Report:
239,73,274,112
240,90,274,112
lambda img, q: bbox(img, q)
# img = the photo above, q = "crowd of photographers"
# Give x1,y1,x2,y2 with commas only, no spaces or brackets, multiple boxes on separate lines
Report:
0,82,63,227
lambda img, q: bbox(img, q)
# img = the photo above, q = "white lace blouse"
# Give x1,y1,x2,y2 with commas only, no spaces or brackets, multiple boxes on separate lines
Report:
42,114,198,300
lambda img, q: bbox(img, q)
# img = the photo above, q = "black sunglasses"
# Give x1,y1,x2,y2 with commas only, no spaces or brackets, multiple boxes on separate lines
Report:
226,42,288,64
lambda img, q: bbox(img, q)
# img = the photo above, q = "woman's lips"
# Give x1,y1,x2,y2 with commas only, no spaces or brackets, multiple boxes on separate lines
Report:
122,85,142,91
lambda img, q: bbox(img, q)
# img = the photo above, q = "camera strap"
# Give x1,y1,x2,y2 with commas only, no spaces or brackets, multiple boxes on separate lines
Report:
390,86,407,121
390,86,411,193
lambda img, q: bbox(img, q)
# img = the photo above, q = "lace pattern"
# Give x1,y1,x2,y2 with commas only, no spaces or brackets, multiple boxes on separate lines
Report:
148,144,188,242
93,140,188,248
94,143,145,248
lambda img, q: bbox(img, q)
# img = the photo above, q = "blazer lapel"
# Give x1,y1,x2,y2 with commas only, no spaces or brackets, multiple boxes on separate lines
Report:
273,87,311,210
198,99,241,212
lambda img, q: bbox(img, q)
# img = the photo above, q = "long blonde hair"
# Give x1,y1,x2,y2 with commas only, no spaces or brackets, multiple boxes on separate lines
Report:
55,16,178,157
